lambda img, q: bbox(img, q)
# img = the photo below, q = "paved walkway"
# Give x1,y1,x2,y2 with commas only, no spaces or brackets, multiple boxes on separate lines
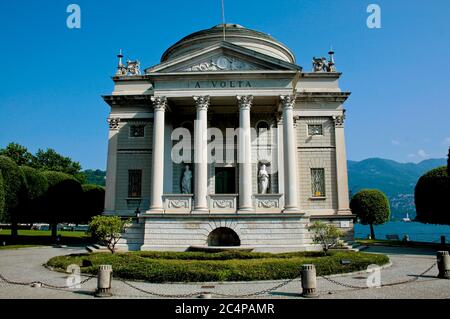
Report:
0,246,449,299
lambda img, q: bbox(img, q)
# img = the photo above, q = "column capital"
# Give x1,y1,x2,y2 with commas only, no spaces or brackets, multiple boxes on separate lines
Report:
332,111,346,128
279,95,296,109
237,95,253,111
107,117,121,130
151,96,167,111
193,95,210,111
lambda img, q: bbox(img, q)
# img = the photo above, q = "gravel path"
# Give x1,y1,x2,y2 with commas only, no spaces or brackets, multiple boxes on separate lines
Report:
0,246,448,299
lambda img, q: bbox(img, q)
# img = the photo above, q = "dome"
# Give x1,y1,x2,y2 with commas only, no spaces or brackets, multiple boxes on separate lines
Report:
161,24,296,64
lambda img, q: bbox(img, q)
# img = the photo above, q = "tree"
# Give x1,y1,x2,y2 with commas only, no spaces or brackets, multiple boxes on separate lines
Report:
32,148,85,182
0,143,33,166
80,184,105,224
447,147,450,178
350,189,390,240
0,172,5,220
41,171,83,239
415,166,449,225
308,221,343,255
88,216,130,254
0,156,26,236
17,166,48,222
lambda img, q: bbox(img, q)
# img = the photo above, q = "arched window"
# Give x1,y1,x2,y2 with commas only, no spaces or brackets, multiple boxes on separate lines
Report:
207,227,241,246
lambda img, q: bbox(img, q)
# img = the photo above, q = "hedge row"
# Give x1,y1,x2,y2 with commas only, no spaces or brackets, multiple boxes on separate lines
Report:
0,155,105,226
47,250,390,282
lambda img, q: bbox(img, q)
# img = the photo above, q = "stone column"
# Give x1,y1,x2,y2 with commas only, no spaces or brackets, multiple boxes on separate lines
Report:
280,95,300,213
104,117,120,213
333,112,351,213
237,95,254,212
148,96,167,213
193,96,209,213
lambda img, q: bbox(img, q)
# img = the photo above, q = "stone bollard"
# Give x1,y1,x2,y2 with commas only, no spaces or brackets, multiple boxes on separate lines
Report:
301,264,319,298
95,265,113,297
437,251,450,279
198,292,212,299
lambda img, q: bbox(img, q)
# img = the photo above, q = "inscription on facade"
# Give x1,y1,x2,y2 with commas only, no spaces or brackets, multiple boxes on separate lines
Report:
192,80,252,89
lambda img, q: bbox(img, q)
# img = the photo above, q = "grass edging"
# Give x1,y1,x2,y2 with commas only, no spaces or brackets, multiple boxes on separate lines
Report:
47,250,390,283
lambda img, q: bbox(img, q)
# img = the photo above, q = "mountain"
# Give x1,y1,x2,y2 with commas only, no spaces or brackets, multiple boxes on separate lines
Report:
83,169,106,186
348,158,446,220
82,158,447,220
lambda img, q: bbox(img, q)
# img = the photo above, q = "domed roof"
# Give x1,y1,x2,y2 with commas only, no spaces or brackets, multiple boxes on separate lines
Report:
161,24,296,64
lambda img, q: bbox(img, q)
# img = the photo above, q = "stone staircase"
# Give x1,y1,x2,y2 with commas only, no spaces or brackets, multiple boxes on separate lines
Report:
85,243,110,253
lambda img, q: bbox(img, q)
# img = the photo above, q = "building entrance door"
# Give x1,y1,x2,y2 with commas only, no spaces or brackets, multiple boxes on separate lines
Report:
215,167,236,194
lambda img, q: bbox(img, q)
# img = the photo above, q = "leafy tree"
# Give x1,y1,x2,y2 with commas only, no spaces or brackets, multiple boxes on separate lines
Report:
80,184,105,223
415,166,449,225
0,172,5,219
308,221,343,255
17,166,48,222
89,216,130,254
350,189,390,240
0,156,26,236
447,147,450,177
41,171,83,239
32,148,85,181
0,143,33,166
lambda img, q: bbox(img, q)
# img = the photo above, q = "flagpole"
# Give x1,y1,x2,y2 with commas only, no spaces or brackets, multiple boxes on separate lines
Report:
221,0,226,41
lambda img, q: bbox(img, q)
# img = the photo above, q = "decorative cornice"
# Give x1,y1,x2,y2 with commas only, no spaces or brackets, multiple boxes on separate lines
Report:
295,92,351,103
107,117,121,130
279,94,296,109
193,95,210,111
236,95,253,111
151,96,167,111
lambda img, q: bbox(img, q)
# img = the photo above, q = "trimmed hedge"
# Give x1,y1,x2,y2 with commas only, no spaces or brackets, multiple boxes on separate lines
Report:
47,250,389,282
81,184,105,223
0,156,25,222
415,166,449,225
0,172,4,218
350,189,390,225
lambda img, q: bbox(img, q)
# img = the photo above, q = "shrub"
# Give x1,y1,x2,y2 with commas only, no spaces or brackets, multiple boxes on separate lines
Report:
350,189,390,240
89,216,131,253
16,166,48,222
308,221,343,254
47,250,390,282
415,166,449,225
0,156,26,224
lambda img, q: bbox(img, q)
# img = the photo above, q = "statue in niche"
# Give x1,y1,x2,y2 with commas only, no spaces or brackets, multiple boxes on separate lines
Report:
181,165,192,194
258,163,270,194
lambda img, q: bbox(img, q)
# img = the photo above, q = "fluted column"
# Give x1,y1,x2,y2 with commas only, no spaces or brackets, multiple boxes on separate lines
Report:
237,95,254,212
280,95,300,213
148,96,167,213
193,96,209,213
333,112,351,213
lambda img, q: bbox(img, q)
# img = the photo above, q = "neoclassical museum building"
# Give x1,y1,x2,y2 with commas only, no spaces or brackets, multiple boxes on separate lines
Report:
102,24,354,252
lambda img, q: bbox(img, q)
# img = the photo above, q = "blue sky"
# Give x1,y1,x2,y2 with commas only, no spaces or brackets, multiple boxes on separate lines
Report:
0,0,449,170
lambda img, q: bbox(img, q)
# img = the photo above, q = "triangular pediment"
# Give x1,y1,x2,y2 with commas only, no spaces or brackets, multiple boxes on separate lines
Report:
145,42,301,73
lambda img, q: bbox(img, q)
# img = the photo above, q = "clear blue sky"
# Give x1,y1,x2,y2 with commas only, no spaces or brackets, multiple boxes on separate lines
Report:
0,0,449,170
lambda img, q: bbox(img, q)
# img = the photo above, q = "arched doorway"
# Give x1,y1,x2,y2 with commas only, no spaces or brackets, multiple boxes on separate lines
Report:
207,227,241,247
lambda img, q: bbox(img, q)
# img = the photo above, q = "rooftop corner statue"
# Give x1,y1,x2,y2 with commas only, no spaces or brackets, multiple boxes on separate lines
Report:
102,24,353,252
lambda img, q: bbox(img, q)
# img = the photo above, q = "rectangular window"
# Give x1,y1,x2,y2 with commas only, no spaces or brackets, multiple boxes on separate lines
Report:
128,169,142,198
308,124,323,136
311,168,325,197
130,125,145,137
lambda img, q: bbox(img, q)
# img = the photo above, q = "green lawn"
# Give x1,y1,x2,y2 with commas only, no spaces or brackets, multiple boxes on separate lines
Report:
0,244,43,250
0,229,88,238
47,250,390,283
0,229,92,247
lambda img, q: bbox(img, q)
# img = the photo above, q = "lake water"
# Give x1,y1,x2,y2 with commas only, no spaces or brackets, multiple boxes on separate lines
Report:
354,221,450,243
